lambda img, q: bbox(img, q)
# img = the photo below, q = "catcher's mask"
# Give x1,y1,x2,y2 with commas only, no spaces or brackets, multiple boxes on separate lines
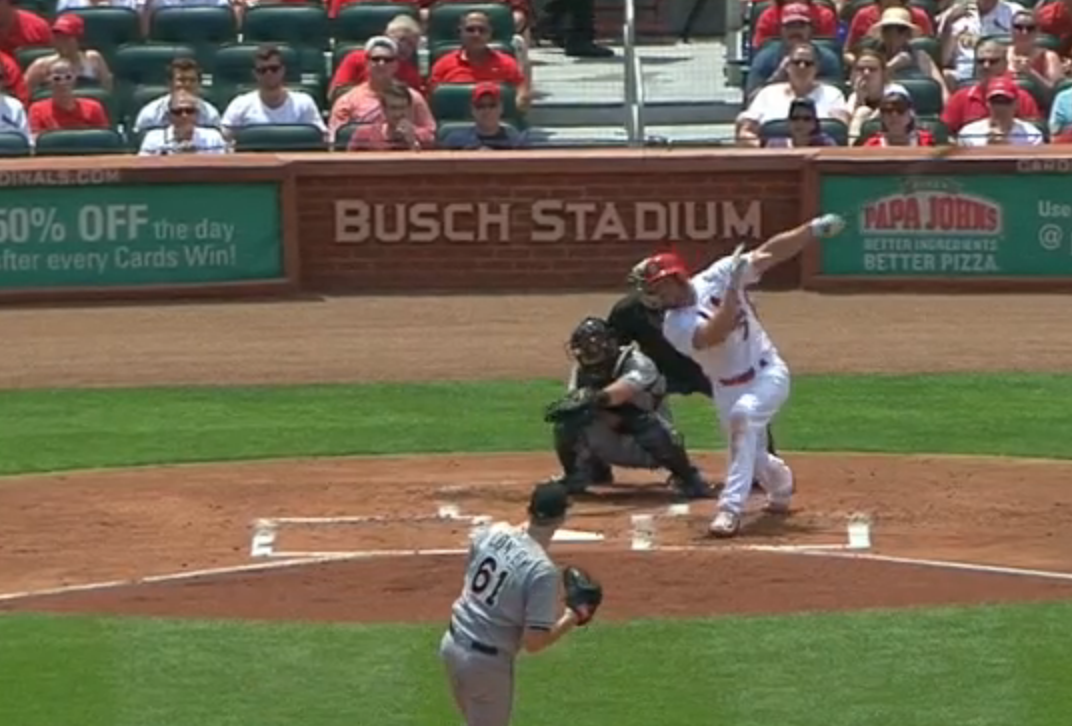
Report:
568,317,618,368
636,252,692,309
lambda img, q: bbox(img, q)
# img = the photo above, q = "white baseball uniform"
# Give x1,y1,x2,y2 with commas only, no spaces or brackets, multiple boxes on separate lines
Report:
661,252,793,515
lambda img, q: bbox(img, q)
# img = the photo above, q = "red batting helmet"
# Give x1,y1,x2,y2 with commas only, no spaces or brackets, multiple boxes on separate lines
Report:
641,252,690,285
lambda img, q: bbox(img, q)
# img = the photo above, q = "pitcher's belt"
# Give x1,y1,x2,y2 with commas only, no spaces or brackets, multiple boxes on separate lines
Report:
718,358,769,387
449,622,499,656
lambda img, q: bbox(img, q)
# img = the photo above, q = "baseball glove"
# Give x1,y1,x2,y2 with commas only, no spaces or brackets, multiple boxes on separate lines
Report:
543,387,606,426
562,565,603,626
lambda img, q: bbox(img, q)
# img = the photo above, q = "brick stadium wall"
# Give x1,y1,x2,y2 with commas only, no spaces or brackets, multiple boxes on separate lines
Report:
288,150,809,293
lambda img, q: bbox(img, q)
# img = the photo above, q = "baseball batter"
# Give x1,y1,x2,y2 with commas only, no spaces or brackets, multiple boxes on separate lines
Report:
440,481,603,726
638,214,845,537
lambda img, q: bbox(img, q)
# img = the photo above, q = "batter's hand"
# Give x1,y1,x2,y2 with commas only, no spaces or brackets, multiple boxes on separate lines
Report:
811,214,846,239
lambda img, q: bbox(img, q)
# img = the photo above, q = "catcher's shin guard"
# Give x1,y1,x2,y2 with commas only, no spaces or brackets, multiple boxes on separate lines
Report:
626,414,712,498
552,420,593,493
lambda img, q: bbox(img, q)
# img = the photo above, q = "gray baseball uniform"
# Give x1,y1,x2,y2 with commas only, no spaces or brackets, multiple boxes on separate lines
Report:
440,521,558,726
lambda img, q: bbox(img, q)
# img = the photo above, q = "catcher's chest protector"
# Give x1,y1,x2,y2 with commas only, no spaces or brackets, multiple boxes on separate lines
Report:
575,348,631,391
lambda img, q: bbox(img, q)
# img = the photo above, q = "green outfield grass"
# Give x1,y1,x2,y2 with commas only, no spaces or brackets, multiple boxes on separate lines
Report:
3,373,1071,725
0,373,1070,475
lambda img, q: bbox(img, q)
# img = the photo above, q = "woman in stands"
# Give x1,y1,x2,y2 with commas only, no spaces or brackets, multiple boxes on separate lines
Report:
846,48,889,142
1007,8,1063,92
863,84,936,146
763,97,839,146
735,41,849,146
843,0,933,66
24,14,112,93
869,8,948,102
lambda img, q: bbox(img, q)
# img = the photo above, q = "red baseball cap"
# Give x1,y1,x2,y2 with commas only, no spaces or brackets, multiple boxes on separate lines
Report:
472,82,500,104
781,3,812,24
52,14,85,38
642,252,690,285
987,76,1018,100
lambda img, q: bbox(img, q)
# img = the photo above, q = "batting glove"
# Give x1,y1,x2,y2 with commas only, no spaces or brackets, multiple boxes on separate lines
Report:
811,214,846,239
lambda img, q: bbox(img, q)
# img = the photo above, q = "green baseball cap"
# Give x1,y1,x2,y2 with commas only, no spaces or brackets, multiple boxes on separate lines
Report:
528,481,570,522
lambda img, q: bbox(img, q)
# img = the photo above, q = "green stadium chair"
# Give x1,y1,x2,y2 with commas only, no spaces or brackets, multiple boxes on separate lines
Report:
427,3,514,54
15,46,54,72
148,6,237,68
909,36,940,66
333,3,419,45
212,43,302,86
20,0,55,19
34,128,125,156
122,83,170,128
760,118,849,146
1014,74,1051,113
30,85,118,127
232,123,326,152
429,82,521,125
895,76,943,116
65,8,141,65
1037,34,1062,52
241,4,331,74
333,121,358,150
0,131,31,157
113,43,196,86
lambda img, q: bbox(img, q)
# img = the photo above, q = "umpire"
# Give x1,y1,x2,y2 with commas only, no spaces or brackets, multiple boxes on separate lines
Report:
606,264,778,489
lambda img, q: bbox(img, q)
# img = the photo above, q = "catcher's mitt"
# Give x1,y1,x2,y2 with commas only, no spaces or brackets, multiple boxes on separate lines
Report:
543,387,606,426
563,565,603,626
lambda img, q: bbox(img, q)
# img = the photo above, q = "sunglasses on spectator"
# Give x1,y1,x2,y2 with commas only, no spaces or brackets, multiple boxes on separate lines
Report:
989,96,1015,105
790,58,815,67
975,57,1002,67
464,25,490,34
369,55,396,64
880,105,908,115
1013,23,1036,31
50,73,74,82
170,106,197,116
254,64,283,75
789,114,815,121
474,101,499,109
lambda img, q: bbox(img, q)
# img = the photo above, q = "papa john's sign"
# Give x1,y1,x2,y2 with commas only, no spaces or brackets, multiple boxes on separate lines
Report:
333,199,763,244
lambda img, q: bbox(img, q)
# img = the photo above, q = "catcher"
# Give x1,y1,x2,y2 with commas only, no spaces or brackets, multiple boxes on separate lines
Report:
543,315,713,499
440,481,602,726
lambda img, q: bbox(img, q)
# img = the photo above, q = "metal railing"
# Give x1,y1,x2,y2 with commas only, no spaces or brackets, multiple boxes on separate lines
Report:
622,0,646,146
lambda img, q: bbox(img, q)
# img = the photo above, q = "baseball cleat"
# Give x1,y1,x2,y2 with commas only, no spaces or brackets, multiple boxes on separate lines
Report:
812,213,846,238
763,463,794,514
708,510,741,538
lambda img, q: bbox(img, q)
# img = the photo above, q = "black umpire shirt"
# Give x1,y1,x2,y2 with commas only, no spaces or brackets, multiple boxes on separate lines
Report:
607,291,713,397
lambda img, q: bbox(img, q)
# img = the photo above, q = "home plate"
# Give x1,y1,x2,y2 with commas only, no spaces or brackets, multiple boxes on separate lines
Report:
553,528,605,543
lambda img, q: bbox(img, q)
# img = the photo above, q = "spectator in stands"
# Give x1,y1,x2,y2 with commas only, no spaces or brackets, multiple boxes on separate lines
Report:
0,49,27,105
1008,9,1064,91
25,15,113,95
0,62,29,142
329,36,435,143
746,4,842,99
870,9,949,101
221,45,326,140
844,0,933,65
138,90,229,155
1037,0,1072,58
57,0,139,11
1049,81,1072,140
762,97,839,146
536,0,613,57
752,0,837,50
941,39,1040,133
346,80,426,151
28,58,109,139
135,58,220,134
939,0,1023,87
736,41,849,146
441,81,527,149
141,0,237,36
862,84,936,145
329,14,423,102
847,48,889,141
958,76,1044,145
0,0,52,54
428,11,530,112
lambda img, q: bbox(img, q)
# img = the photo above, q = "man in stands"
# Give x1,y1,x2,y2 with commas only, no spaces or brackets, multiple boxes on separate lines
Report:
330,36,436,143
329,14,423,102
0,58,29,142
428,10,530,112
752,0,836,49
221,44,326,140
134,58,221,134
138,89,229,155
0,0,51,54
1037,0,1072,57
957,75,1044,146
28,57,108,139
441,82,528,149
940,39,1040,134
746,5,842,98
938,0,1024,87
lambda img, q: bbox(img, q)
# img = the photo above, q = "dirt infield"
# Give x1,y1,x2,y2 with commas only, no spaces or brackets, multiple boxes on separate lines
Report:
1,292,1071,622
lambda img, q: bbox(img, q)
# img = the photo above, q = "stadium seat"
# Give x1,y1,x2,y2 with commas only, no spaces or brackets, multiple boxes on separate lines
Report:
213,43,302,86
0,131,31,157
895,77,943,116
148,6,238,68
855,116,950,145
427,3,514,54
910,37,941,66
31,85,118,126
113,43,196,87
430,82,521,125
232,123,326,152
122,83,170,128
65,8,141,65
760,118,849,146
333,121,358,150
34,128,125,156
20,0,55,19
1014,74,1051,113
15,46,53,72
1037,34,1062,53
333,3,419,45
241,4,331,74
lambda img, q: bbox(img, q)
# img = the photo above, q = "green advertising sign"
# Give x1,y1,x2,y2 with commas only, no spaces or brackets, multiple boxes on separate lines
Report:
0,183,283,289
819,174,1072,276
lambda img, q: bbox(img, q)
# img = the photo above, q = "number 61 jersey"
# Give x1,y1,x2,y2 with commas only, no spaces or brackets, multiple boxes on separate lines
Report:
450,521,560,658
662,252,776,384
